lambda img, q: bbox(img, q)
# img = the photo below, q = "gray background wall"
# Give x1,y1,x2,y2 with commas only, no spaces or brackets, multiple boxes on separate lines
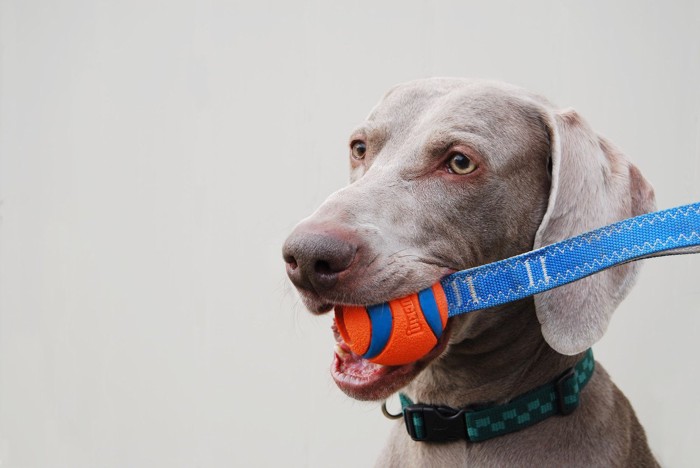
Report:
1,1,699,466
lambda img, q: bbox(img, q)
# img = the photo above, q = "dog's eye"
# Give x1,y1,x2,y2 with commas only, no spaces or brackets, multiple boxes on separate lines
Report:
350,140,367,160
447,153,477,175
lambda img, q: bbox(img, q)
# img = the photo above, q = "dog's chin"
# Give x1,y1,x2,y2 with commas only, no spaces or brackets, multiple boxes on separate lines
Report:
330,317,452,401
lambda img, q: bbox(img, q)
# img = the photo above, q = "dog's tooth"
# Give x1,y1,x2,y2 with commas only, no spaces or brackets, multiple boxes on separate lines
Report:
335,343,348,358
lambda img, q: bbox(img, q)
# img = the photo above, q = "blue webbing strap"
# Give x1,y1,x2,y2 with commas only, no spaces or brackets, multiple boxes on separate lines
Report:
438,202,700,317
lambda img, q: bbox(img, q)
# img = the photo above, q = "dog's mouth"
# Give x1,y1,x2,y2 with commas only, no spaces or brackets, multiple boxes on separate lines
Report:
330,308,452,401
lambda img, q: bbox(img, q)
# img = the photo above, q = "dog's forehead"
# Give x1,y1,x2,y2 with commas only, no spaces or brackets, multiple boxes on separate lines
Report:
364,79,544,140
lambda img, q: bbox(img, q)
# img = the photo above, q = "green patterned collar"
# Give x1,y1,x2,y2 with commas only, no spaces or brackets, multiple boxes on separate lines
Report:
399,349,595,442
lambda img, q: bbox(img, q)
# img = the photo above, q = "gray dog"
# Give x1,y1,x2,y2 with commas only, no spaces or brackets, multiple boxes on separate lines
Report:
283,78,659,466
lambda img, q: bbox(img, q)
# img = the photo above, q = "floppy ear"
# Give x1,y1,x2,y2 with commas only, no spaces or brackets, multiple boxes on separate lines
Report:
534,109,656,355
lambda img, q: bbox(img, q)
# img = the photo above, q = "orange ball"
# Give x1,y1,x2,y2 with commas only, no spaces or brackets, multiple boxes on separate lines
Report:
335,284,448,366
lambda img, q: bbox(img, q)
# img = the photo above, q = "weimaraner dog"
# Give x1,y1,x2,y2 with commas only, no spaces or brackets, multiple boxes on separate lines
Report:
283,78,659,466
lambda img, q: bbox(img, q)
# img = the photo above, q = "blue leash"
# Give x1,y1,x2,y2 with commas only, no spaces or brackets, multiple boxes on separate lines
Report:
440,201,700,316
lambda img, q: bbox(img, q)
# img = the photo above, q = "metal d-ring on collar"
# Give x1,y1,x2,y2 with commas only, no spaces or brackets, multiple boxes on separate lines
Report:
381,400,403,420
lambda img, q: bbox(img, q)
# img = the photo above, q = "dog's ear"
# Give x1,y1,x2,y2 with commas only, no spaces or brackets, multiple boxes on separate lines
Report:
533,109,656,355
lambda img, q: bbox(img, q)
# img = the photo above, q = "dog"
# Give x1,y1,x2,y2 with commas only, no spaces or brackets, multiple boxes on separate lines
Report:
283,78,659,466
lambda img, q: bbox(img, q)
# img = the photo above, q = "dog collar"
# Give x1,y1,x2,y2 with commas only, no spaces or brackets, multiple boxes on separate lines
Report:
397,349,594,443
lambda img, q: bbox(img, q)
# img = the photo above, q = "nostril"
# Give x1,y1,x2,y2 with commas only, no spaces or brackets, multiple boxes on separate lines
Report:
314,260,333,275
283,254,298,270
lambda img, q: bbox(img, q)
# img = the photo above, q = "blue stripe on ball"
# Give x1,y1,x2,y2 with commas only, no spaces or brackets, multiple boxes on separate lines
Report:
418,288,442,339
363,303,393,359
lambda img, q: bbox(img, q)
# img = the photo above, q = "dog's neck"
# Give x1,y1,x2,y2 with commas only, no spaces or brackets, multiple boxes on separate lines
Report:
405,298,583,408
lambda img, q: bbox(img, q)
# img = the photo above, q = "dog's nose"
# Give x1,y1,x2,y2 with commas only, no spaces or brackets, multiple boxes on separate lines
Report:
282,227,357,293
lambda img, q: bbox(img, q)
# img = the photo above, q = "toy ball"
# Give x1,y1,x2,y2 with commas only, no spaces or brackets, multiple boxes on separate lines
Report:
334,284,449,366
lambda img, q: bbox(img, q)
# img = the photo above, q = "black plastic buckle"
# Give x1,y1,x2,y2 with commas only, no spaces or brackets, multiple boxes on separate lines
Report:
403,404,467,442
555,367,579,416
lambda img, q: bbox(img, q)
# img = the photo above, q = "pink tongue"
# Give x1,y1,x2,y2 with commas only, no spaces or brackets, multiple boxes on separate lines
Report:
337,349,387,378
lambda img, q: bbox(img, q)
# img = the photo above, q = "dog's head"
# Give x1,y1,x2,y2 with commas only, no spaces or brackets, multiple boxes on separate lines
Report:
283,78,655,400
